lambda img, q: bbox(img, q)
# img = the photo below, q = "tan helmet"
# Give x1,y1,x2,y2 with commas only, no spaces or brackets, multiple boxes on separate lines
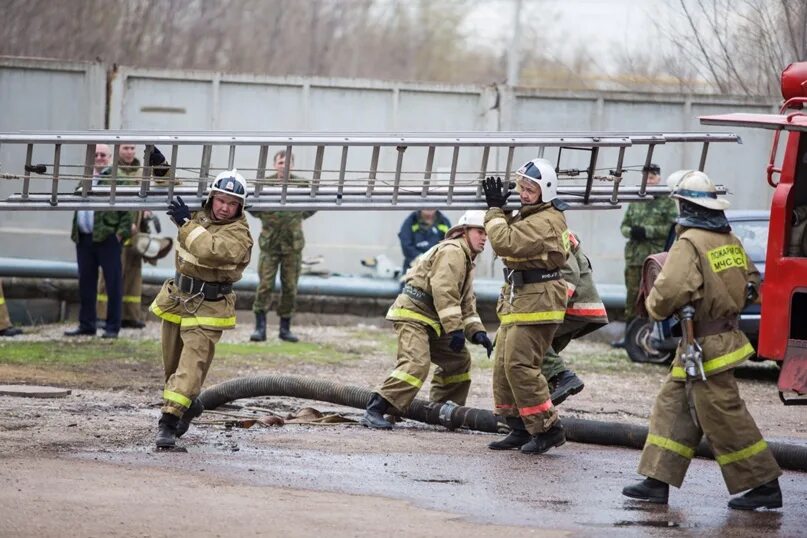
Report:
445,210,486,239
671,170,730,210
132,233,173,262
666,169,693,191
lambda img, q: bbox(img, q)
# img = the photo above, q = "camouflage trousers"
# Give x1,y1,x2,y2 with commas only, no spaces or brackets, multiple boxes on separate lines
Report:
624,264,643,320
160,320,222,418
98,245,143,322
638,370,781,494
253,248,302,318
0,282,11,331
376,321,471,412
540,318,593,381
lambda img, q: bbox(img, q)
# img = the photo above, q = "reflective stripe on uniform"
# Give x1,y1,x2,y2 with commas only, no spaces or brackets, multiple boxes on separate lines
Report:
387,307,442,335
150,304,236,328
100,294,141,304
437,305,462,319
462,315,482,327
646,433,695,459
176,244,239,271
432,372,471,385
0,298,5,305
519,400,553,416
566,283,576,297
671,342,755,379
150,304,182,324
561,229,571,252
715,439,769,466
498,311,565,325
185,226,207,248
163,389,192,408
566,302,607,317
437,223,449,233
390,369,424,388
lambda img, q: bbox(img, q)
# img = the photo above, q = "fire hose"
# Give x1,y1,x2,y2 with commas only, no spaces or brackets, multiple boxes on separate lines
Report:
198,374,807,472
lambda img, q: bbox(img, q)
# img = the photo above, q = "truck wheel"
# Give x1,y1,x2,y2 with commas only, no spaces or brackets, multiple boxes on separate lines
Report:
624,318,674,364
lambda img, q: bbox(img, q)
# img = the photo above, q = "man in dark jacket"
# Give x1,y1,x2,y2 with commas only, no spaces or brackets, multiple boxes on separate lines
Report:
64,144,133,339
398,209,451,274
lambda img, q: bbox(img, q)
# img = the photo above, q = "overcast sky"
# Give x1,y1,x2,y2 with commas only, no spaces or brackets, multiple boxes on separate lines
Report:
463,0,669,71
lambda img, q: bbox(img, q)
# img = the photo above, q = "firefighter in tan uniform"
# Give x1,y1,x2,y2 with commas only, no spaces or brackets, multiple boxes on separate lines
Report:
150,169,253,448
0,282,23,337
542,232,609,405
483,159,570,454
623,171,782,510
362,210,493,429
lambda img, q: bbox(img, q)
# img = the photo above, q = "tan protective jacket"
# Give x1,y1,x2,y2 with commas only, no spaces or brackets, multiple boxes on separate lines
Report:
386,237,485,338
563,232,608,324
485,203,570,326
646,226,760,379
150,208,253,330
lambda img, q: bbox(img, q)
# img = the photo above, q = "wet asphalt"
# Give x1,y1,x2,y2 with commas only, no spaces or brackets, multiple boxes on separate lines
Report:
86,423,806,537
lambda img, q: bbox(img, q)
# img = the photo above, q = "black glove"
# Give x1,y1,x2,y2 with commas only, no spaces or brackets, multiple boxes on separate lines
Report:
149,146,166,167
472,331,494,358
448,330,465,352
167,196,191,227
630,225,646,241
483,176,511,208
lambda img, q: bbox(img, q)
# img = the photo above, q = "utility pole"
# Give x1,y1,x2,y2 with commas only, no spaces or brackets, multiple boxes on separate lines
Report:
506,0,523,87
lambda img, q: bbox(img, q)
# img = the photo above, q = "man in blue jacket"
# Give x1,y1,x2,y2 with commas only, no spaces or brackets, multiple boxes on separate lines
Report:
398,209,451,274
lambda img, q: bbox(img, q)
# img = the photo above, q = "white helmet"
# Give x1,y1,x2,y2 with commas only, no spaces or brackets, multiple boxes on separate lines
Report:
445,210,486,239
515,158,558,202
671,170,730,210
666,169,693,191
207,169,248,207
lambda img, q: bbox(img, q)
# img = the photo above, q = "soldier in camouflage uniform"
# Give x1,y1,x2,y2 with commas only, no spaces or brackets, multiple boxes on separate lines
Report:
617,164,677,342
249,151,316,343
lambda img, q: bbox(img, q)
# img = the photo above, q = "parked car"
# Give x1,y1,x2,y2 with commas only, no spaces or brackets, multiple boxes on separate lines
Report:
625,210,769,364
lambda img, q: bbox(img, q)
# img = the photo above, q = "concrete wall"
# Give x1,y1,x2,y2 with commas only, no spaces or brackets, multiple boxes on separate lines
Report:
1,57,779,283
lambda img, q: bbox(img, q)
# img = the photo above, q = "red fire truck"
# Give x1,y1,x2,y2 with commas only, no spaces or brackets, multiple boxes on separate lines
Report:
701,62,807,405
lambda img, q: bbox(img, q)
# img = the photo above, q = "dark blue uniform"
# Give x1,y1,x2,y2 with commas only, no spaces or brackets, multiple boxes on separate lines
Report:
398,211,451,273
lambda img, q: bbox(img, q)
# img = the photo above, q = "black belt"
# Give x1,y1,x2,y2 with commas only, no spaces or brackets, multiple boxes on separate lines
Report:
402,284,433,304
175,272,232,300
503,267,562,286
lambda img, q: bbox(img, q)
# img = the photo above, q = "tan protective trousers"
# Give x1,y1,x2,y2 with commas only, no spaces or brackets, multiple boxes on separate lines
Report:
160,320,222,417
98,246,143,322
638,370,782,494
493,323,559,435
376,321,471,412
0,282,11,331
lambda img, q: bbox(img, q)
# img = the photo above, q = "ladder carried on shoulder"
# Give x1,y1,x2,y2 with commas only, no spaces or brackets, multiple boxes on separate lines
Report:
0,130,740,211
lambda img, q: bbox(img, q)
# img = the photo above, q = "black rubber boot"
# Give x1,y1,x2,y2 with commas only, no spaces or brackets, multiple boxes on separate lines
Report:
488,417,531,450
361,393,394,429
0,326,23,337
728,479,783,510
279,317,299,343
549,370,585,406
249,311,267,342
520,420,566,454
175,399,205,438
622,477,670,504
155,413,180,448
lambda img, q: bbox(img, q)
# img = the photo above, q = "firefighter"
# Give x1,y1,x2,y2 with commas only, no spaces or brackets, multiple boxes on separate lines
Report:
623,171,782,510
483,159,570,454
543,231,608,406
150,169,253,449
362,210,493,429
0,282,23,337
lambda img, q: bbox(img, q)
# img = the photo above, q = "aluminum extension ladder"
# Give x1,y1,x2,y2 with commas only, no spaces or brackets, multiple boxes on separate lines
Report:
0,130,740,211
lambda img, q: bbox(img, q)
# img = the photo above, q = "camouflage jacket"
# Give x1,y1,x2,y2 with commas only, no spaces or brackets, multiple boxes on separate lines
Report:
620,196,678,266
70,169,135,243
249,174,315,254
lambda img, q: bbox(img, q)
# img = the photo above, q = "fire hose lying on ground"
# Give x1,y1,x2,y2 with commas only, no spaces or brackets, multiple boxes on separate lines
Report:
198,374,807,472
